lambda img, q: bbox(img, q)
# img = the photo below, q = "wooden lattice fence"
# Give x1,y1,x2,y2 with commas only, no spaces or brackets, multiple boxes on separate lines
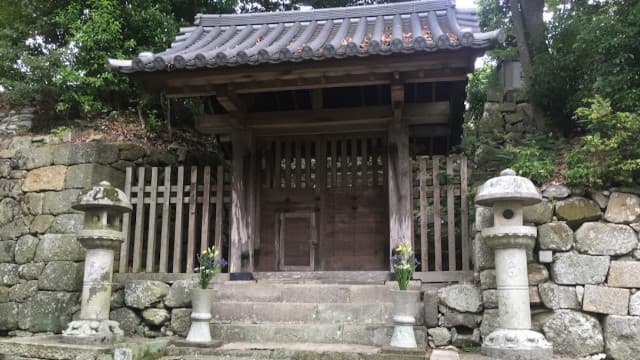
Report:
412,155,472,282
118,165,231,273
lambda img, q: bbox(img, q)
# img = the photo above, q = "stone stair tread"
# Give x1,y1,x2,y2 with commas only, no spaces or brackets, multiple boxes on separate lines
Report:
211,301,424,324
210,323,427,347
162,341,428,360
219,341,381,353
0,336,113,360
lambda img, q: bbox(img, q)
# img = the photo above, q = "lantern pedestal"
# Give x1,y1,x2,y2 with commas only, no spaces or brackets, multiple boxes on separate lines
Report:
62,181,132,344
475,170,552,360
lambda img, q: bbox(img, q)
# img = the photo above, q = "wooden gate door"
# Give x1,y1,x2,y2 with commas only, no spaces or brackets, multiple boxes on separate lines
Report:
277,211,317,270
255,134,388,271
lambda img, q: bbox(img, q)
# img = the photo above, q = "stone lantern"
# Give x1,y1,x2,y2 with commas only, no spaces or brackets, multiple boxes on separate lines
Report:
475,169,552,359
63,181,132,343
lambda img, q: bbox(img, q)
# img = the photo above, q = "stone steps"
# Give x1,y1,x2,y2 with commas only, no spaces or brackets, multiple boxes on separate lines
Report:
212,301,425,324
212,281,422,303
205,280,425,347
163,341,426,360
210,323,427,347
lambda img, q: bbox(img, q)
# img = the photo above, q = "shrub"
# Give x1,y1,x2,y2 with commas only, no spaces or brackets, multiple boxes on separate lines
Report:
497,134,560,186
564,97,640,187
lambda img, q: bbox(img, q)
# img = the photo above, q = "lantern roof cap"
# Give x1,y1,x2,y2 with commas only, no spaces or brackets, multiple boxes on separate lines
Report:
475,169,541,207
73,181,132,212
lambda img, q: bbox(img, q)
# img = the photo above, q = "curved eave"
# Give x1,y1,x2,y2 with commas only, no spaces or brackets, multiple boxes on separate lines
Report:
107,1,505,74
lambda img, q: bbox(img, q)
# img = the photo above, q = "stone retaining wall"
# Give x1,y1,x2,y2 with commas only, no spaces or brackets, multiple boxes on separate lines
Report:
0,136,181,336
0,108,35,136
426,185,640,360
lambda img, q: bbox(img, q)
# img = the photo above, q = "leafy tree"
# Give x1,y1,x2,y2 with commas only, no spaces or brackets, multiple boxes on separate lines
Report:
530,0,640,127
53,0,180,115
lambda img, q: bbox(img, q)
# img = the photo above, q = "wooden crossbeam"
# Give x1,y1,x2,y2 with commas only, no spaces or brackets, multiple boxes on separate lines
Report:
164,68,468,98
195,102,449,135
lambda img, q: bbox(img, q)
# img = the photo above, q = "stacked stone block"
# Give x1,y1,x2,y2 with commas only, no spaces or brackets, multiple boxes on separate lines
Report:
425,284,484,348
0,108,35,136
109,278,197,338
0,135,181,336
473,185,640,360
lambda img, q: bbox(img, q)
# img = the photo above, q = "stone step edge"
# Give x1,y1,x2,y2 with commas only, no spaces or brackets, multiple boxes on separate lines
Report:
210,323,428,347
163,341,426,360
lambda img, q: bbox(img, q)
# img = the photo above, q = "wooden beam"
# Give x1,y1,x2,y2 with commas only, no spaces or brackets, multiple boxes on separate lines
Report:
137,51,477,92
229,127,255,273
195,103,448,135
164,68,469,98
387,83,412,267
216,86,245,119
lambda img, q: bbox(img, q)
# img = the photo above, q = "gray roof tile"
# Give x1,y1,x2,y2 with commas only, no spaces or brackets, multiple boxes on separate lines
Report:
108,0,504,73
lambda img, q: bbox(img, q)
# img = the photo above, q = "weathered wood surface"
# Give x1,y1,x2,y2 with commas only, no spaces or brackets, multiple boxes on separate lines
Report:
119,151,470,283
118,167,133,273
256,134,388,272
121,165,230,274
387,120,411,262
195,102,449,135
172,167,184,273
230,128,255,273
413,155,470,276
150,51,473,94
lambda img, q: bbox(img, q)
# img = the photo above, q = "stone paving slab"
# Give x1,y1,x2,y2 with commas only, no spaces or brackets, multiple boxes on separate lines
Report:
0,336,112,360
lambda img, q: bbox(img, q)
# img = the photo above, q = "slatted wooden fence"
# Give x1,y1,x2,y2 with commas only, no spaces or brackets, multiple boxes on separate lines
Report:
412,155,471,281
118,165,231,273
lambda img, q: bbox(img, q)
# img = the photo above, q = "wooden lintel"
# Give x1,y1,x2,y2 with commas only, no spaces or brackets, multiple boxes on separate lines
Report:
194,102,448,135
405,102,449,124
164,69,468,97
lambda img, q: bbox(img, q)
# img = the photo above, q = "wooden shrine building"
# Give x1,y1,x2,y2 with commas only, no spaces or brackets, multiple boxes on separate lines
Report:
108,0,503,275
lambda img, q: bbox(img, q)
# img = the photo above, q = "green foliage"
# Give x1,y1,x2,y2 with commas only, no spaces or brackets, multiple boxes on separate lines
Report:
50,125,72,138
529,0,640,125
564,97,640,188
465,64,496,124
475,0,517,59
144,110,162,132
498,134,560,186
0,0,234,117
54,0,180,116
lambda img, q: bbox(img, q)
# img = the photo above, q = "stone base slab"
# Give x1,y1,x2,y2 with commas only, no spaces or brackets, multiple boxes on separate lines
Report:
62,319,123,344
169,338,223,348
482,329,552,360
0,336,112,360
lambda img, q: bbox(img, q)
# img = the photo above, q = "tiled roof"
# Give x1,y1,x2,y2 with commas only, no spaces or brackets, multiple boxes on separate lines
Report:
108,0,504,73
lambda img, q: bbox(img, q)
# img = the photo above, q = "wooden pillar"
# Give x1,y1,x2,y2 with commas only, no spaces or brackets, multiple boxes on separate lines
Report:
230,127,255,273
387,82,412,260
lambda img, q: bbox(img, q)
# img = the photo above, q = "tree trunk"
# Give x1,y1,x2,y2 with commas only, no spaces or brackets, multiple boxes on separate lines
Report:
509,0,547,131
521,0,546,57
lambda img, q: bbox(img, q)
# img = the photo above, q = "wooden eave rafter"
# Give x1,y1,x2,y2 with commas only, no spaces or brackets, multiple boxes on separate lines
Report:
133,51,478,96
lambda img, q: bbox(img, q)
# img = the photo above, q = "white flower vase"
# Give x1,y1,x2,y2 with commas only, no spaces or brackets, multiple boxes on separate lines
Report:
186,288,215,342
390,289,421,348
